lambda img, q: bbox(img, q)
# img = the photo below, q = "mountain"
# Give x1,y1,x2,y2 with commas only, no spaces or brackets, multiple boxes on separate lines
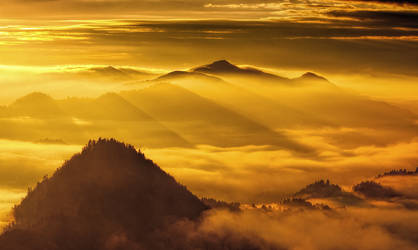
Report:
59,93,154,121
157,70,223,82
295,180,349,198
89,66,132,80
0,92,190,148
193,60,248,74
7,92,66,118
84,66,156,81
293,72,331,84
57,93,191,147
0,92,85,144
0,139,208,250
353,181,401,200
192,60,288,82
294,180,364,207
122,83,255,123
120,83,311,151
147,69,324,129
191,62,417,136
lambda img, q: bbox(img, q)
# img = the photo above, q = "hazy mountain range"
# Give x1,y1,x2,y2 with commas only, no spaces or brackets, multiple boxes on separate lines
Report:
0,60,416,151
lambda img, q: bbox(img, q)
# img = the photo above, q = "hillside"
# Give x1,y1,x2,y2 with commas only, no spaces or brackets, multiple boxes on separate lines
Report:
0,139,207,249
120,83,310,150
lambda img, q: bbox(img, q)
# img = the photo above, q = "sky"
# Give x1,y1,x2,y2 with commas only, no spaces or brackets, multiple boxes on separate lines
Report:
0,0,417,77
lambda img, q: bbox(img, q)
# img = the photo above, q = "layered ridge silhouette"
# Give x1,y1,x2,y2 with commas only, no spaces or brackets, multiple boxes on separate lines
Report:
120,83,309,150
1,60,417,150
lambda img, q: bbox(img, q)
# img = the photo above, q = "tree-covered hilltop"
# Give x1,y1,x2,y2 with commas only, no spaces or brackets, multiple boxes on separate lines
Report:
376,168,418,178
295,180,345,198
2,138,208,250
353,181,401,199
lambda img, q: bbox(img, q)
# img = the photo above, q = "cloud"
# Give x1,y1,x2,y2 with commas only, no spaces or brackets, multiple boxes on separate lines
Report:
0,139,81,190
377,175,418,199
1,18,417,76
352,0,418,5
328,10,418,28
0,140,81,230
144,137,418,202
166,207,418,250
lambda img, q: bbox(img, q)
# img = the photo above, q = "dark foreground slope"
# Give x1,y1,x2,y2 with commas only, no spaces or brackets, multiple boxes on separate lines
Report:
0,139,208,250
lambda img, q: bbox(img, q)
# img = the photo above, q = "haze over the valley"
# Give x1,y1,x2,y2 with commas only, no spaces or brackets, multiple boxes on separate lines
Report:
0,59,417,209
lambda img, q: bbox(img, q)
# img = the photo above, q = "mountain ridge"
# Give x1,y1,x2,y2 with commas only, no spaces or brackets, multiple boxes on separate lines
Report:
191,60,289,81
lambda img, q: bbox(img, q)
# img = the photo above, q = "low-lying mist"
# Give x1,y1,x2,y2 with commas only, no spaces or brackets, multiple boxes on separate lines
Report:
1,139,417,250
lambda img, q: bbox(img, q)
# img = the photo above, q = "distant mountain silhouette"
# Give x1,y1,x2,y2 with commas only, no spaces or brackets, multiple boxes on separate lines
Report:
86,66,155,81
89,66,132,79
291,72,337,89
192,60,288,81
8,92,66,118
294,72,329,83
137,60,417,140
0,92,191,148
193,60,243,74
59,93,193,148
120,83,311,150
0,139,207,250
59,93,154,121
157,70,223,82
146,69,323,129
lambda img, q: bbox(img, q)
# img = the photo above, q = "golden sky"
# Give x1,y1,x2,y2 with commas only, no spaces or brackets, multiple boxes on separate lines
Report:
0,0,417,76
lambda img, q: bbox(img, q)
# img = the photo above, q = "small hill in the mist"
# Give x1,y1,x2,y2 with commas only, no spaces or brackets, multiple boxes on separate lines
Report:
353,181,401,200
85,66,155,81
297,72,327,81
293,72,331,85
7,92,66,118
0,139,207,250
295,180,364,206
59,93,154,121
89,66,132,80
295,180,344,198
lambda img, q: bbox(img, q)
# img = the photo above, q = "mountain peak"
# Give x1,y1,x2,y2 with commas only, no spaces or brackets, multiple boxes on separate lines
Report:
192,60,289,82
9,138,207,249
210,59,234,67
13,92,54,104
193,59,241,74
89,66,131,79
10,92,64,117
299,72,328,82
